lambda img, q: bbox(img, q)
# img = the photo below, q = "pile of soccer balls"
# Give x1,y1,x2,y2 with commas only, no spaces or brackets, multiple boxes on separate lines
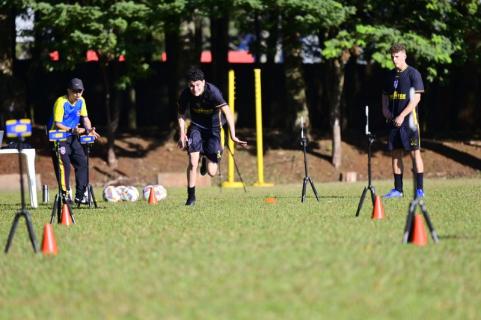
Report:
103,185,167,203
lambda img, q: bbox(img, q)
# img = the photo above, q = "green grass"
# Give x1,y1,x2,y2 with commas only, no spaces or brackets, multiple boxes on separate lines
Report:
1,178,481,319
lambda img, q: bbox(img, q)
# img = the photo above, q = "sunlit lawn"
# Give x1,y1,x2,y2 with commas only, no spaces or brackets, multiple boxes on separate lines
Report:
1,178,480,319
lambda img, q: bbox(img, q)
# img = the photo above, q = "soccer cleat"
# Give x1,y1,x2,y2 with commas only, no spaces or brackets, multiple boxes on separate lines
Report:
383,188,403,199
75,196,88,205
185,197,196,206
200,156,207,176
416,188,425,198
61,191,73,205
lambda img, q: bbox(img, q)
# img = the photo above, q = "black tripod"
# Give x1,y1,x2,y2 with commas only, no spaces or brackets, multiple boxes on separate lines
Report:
4,121,38,253
300,119,319,203
50,185,75,224
356,106,377,217
78,137,98,208
355,133,376,216
402,167,439,244
49,131,75,224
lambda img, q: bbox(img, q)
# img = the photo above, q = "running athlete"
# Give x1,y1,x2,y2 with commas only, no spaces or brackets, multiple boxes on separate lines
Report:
178,67,247,206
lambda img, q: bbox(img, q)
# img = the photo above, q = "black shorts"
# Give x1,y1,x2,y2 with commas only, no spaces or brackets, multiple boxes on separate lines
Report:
388,125,420,151
187,124,222,163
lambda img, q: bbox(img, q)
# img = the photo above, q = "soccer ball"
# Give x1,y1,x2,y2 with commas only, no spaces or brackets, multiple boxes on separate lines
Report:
143,185,167,201
116,185,127,195
121,186,140,202
103,185,122,202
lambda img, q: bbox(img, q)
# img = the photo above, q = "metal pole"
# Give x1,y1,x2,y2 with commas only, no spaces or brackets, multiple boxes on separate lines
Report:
254,68,272,187
222,69,243,188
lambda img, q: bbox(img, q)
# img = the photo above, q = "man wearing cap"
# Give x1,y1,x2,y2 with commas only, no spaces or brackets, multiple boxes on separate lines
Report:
48,78,100,204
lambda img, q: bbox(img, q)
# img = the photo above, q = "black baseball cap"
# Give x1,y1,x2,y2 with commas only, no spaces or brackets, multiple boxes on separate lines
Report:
68,78,84,91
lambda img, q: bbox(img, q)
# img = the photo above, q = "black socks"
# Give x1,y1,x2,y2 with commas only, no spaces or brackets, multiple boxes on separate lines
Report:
188,186,195,198
416,173,424,190
394,174,403,192
185,186,196,206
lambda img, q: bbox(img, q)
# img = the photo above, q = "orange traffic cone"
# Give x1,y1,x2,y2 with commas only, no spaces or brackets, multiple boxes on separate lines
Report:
410,214,428,246
41,224,58,255
61,204,73,226
148,187,157,204
371,195,385,220
264,197,277,204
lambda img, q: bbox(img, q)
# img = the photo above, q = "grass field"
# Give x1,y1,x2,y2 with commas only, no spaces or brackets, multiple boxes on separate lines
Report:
1,178,480,319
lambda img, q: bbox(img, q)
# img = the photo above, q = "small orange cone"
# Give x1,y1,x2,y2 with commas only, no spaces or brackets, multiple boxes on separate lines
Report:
265,197,277,204
148,186,157,204
410,214,428,246
371,195,385,220
61,204,73,226
41,224,58,256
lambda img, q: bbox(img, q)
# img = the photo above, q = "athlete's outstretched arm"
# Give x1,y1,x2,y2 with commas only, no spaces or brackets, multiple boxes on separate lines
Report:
220,105,247,146
177,113,188,149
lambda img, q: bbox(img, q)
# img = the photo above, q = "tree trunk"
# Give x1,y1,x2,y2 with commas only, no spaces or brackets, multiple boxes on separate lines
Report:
329,58,347,169
165,20,181,129
99,60,118,168
283,32,309,140
0,6,13,123
253,12,261,64
0,7,26,123
265,12,280,64
0,7,14,76
210,15,229,94
193,16,203,64
127,86,137,130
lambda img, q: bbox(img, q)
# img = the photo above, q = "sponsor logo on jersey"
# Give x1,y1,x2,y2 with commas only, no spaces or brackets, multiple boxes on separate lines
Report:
390,91,406,100
192,107,214,114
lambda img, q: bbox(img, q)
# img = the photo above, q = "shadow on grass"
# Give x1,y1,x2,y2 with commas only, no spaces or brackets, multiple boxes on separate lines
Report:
253,195,358,200
422,139,481,171
75,207,107,211
29,128,174,161
438,234,480,240
0,204,25,211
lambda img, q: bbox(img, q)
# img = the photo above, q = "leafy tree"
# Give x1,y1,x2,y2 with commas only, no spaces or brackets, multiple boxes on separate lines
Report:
448,0,481,65
196,0,263,93
321,0,457,168
150,0,263,130
34,1,153,167
255,0,354,145
149,1,187,130
0,0,34,124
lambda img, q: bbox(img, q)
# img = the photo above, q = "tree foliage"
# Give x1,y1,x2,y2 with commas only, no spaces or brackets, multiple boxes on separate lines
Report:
4,0,481,165
34,0,155,166
324,0,460,80
35,1,153,88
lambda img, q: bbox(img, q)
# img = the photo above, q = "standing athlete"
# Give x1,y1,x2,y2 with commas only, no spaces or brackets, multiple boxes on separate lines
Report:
48,78,100,204
382,44,425,199
178,67,247,206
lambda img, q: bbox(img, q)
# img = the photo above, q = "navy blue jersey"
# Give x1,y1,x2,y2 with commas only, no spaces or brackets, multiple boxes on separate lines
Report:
178,82,227,129
383,66,424,127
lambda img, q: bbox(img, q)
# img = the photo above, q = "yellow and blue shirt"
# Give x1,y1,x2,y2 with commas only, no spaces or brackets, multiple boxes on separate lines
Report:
48,95,88,130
